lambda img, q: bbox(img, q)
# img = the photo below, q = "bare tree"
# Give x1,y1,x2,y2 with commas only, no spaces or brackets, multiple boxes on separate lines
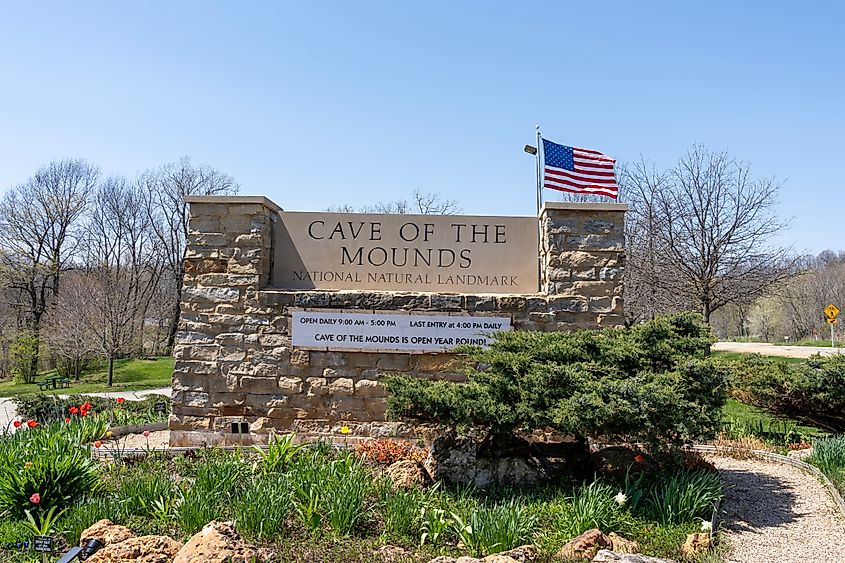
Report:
625,146,797,328
82,177,165,386
330,188,461,215
0,159,98,374
142,158,239,351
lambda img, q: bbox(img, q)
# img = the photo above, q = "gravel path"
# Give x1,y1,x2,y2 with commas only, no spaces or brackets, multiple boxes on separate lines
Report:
709,455,845,562
713,341,844,358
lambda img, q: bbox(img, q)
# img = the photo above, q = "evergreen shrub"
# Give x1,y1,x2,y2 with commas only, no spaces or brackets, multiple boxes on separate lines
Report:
384,313,726,450
729,353,845,432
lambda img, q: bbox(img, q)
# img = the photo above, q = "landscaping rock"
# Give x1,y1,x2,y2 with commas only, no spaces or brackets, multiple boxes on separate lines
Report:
85,535,183,563
482,555,520,562
495,544,538,561
173,521,262,563
607,533,638,554
680,532,710,557
376,544,413,562
79,519,135,547
557,528,611,560
591,446,657,480
591,550,676,562
385,459,432,490
425,429,545,487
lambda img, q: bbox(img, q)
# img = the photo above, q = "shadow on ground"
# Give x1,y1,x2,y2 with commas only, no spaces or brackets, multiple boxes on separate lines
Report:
718,468,798,532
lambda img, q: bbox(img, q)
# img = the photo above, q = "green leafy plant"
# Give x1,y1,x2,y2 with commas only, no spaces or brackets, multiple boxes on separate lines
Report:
420,506,450,546
322,453,371,535
0,422,101,517
253,431,304,473
645,469,721,524
234,475,291,541
384,313,726,452
292,484,323,534
566,480,628,536
23,505,66,536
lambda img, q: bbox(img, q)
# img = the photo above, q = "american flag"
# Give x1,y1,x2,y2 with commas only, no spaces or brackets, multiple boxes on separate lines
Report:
542,138,619,199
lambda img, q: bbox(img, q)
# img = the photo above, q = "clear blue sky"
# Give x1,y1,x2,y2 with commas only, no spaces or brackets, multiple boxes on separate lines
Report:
1,2,841,252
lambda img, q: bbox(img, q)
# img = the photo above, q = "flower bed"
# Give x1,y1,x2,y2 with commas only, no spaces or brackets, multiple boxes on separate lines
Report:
0,421,722,562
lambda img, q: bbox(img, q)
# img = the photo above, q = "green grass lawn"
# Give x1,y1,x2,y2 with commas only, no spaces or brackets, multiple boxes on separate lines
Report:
722,398,826,439
773,339,837,347
711,349,806,364
0,357,174,398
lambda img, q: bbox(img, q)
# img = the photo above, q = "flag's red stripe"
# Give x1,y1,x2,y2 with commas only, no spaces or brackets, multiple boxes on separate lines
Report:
573,160,615,170
545,176,619,194
544,184,618,200
546,167,618,185
571,166,615,177
574,147,604,155
574,156,615,167
573,151,615,163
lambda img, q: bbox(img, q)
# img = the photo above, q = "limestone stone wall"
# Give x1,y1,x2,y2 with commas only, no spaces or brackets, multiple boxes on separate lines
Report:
170,197,627,446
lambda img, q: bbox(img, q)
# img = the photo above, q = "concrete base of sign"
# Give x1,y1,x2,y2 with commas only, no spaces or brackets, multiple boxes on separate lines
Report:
170,197,627,446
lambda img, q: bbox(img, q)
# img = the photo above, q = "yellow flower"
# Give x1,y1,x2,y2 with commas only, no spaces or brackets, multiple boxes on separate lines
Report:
340,425,351,435
24,461,33,469
105,431,113,438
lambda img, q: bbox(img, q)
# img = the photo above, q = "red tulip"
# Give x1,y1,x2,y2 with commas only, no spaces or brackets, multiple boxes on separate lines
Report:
29,493,40,504
69,406,79,415
116,397,125,404
26,420,37,429
13,420,21,428
143,430,151,438
83,402,92,411
634,454,646,463
65,418,70,424
81,410,88,417
93,440,102,448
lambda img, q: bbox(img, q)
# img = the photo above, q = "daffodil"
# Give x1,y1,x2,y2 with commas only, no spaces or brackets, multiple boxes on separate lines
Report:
340,425,351,435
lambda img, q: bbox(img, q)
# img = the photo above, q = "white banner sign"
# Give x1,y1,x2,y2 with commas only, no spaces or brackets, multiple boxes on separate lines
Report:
291,311,512,353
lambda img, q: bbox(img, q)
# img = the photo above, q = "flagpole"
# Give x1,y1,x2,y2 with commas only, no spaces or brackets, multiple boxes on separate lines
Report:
535,125,543,293
535,125,542,216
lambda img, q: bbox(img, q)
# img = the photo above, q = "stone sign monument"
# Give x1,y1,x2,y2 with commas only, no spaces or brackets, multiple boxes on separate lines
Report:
170,197,627,446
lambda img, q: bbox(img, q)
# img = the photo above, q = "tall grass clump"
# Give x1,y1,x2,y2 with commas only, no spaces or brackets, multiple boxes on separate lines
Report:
807,435,845,492
645,469,721,524
450,499,536,557
234,474,292,541
564,480,628,537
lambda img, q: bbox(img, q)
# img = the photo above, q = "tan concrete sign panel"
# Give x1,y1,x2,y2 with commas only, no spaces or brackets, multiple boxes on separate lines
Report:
272,211,539,293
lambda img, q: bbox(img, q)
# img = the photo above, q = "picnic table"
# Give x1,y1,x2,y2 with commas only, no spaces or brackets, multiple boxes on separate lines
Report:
37,375,71,391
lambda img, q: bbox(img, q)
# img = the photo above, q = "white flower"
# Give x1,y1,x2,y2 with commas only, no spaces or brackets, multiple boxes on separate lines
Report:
614,491,628,506
701,519,713,532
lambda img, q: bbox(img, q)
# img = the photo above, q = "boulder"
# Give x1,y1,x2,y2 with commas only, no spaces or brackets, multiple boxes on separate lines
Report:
79,519,135,547
385,459,432,490
85,535,183,563
173,521,262,563
680,532,710,557
376,544,413,562
424,429,546,487
482,556,520,562
495,544,538,561
591,550,676,562
557,528,611,560
607,533,639,554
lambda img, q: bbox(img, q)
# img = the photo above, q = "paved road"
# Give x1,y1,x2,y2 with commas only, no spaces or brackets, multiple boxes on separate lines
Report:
713,341,845,358
0,387,171,432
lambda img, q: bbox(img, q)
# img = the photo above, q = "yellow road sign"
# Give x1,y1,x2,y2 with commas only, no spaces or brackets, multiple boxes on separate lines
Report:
828,317,838,325
824,304,840,319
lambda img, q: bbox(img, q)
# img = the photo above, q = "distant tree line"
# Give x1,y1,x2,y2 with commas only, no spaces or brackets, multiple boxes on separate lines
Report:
0,157,238,385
